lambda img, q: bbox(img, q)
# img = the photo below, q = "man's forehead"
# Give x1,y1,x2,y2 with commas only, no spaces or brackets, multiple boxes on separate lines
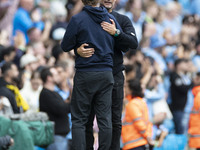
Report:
50,68,58,74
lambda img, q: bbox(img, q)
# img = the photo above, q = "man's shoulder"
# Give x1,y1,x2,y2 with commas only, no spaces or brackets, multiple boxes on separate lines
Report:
72,10,88,19
40,88,52,94
68,11,88,25
15,8,28,17
0,77,7,87
40,88,61,99
0,87,15,100
0,86,10,93
40,88,51,97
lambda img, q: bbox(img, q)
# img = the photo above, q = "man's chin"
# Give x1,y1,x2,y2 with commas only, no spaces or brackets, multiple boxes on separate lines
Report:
104,5,112,10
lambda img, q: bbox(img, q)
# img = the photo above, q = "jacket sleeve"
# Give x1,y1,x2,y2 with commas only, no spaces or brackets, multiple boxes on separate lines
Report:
61,17,78,52
115,15,138,51
126,102,150,138
49,96,70,115
40,92,69,116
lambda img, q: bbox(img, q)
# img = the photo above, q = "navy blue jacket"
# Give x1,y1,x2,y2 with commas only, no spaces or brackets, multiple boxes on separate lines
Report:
61,6,121,72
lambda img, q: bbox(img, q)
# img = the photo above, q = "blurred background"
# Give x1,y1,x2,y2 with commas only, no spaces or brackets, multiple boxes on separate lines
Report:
0,0,200,150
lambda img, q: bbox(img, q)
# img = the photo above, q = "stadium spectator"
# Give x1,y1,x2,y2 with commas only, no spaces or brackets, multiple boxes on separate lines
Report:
20,71,42,112
0,0,19,44
0,62,29,113
122,79,154,150
170,58,193,134
0,46,16,68
13,0,44,43
188,72,200,150
2,0,200,149
39,67,70,150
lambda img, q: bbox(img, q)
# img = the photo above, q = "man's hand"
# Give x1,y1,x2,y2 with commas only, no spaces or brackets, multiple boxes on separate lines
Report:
77,43,95,58
147,137,155,146
101,19,116,35
0,102,3,110
0,96,4,110
9,138,14,146
14,31,26,50
153,112,167,125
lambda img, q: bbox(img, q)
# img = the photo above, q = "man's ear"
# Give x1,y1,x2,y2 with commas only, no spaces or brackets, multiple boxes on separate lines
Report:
47,75,52,82
4,55,8,62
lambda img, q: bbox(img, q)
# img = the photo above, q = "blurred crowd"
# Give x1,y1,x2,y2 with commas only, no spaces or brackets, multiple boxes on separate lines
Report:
1,0,200,149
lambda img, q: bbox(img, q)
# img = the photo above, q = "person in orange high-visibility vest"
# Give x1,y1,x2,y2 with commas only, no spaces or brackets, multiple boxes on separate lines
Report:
122,79,154,150
188,72,200,150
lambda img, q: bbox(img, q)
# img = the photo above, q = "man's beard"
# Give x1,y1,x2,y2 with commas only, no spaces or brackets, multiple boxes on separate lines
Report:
12,76,24,89
54,81,61,87
100,3,111,10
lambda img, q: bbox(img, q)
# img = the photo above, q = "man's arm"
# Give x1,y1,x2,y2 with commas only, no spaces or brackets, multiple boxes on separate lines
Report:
61,17,78,52
40,92,70,115
76,43,95,57
77,18,117,57
101,19,117,36
116,15,138,50
101,14,138,50
77,13,138,58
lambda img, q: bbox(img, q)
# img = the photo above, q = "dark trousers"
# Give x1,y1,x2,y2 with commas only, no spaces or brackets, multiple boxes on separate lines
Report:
68,139,72,150
86,71,124,150
71,71,114,150
172,110,185,134
129,145,146,150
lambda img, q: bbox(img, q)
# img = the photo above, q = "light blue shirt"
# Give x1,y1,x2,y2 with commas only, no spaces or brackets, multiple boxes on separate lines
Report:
54,86,70,101
145,83,166,121
142,47,167,71
164,45,177,64
125,11,146,42
184,90,194,113
162,16,182,35
192,55,200,71
54,86,72,140
13,7,44,43
178,0,191,15
189,0,200,16
155,0,173,6
164,75,172,105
